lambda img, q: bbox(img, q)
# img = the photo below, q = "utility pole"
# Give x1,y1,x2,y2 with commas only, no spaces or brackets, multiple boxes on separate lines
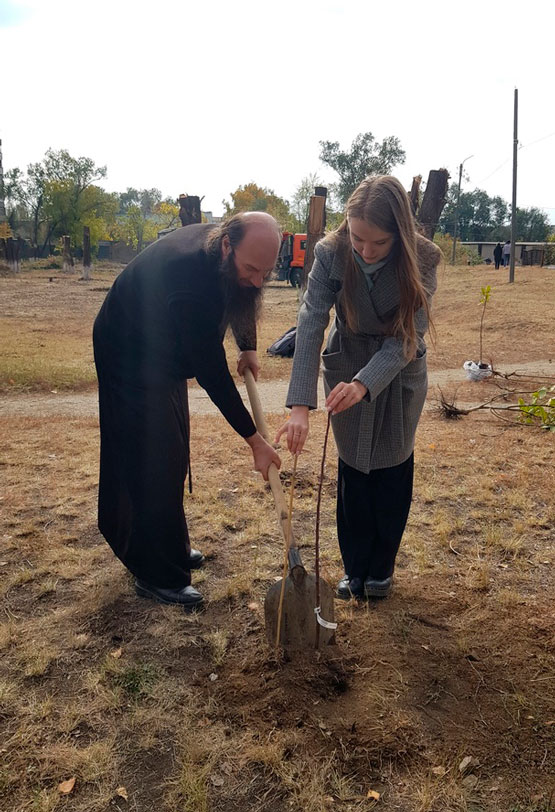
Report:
451,155,473,264
509,88,518,284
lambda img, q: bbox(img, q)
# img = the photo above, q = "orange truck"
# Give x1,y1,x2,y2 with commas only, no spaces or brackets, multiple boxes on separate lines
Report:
275,232,306,287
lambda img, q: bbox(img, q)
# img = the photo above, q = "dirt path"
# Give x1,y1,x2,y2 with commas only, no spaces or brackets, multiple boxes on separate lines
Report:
1,360,552,419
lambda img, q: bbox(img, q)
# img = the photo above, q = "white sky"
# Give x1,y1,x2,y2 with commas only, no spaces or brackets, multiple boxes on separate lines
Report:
1,0,554,221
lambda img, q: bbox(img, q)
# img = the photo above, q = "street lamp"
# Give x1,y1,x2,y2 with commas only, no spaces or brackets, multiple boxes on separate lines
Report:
451,155,473,265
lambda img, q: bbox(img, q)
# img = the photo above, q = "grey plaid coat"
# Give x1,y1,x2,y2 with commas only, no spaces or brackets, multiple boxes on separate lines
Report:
286,233,441,473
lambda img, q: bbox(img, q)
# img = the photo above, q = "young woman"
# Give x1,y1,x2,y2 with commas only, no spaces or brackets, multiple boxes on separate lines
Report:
276,176,441,599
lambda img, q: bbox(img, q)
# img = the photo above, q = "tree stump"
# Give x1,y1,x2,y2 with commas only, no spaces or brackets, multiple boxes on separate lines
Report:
417,169,449,240
409,175,422,216
302,193,326,291
178,195,201,226
62,236,74,273
6,237,21,274
82,226,92,280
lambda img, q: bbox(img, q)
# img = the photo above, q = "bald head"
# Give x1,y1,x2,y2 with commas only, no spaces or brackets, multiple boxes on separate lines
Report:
221,212,282,288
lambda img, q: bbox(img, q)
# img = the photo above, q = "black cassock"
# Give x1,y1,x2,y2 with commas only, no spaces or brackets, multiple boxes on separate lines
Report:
93,224,256,588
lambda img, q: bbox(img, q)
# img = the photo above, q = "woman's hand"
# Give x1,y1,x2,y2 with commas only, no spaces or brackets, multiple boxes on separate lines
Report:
245,432,281,481
275,406,309,455
326,380,367,415
237,350,259,381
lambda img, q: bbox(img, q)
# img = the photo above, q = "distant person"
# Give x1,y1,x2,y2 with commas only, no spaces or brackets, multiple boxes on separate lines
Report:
502,239,511,266
276,176,441,601
93,213,282,609
493,242,503,269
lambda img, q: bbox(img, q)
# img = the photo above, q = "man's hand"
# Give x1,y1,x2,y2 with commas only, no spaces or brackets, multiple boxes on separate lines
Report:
237,350,260,381
245,431,281,481
275,406,309,456
326,380,367,415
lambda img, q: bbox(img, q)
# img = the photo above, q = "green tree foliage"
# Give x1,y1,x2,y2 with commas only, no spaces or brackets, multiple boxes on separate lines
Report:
5,149,110,254
512,207,551,242
112,199,180,253
319,132,406,206
438,186,550,242
118,187,162,215
223,182,297,231
438,187,508,242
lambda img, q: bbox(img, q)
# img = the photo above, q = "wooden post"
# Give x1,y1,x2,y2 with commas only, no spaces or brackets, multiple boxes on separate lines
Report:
178,194,201,226
6,237,21,274
418,169,449,241
409,175,422,216
509,88,518,284
314,186,328,232
302,194,326,291
62,236,74,273
82,226,92,280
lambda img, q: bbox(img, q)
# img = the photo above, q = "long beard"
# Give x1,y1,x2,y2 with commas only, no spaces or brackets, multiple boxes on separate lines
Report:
219,253,262,337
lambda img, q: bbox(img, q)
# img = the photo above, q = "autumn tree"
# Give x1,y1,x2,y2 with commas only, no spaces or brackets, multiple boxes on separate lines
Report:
223,182,297,231
319,132,406,206
5,149,109,255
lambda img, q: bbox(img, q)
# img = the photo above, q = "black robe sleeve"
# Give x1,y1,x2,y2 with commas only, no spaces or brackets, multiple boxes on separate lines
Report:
167,278,256,439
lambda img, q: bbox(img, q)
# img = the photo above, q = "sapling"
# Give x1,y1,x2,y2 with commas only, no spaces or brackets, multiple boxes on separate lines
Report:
478,285,491,367
463,285,493,380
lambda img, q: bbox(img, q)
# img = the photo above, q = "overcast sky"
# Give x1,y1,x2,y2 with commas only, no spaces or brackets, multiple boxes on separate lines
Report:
1,0,554,221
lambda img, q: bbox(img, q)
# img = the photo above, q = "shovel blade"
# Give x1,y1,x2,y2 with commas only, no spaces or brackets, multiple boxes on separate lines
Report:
264,568,336,650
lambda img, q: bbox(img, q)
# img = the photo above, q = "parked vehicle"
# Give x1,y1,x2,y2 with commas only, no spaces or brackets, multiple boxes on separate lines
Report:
275,232,306,287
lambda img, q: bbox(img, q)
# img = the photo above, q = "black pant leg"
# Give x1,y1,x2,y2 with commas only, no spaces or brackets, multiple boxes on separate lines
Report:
97,373,193,589
337,454,414,581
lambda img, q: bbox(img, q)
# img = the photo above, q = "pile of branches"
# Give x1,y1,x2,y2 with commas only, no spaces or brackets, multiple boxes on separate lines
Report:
435,369,555,431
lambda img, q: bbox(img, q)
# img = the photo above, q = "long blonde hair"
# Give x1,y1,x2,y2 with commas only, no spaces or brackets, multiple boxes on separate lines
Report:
328,175,431,360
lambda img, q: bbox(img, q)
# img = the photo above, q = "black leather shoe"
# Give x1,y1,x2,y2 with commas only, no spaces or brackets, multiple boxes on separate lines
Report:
336,575,364,600
188,548,205,569
135,579,204,609
364,575,392,598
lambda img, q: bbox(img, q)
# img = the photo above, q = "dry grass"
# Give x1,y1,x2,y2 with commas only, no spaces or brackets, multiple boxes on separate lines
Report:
2,258,554,394
0,261,554,811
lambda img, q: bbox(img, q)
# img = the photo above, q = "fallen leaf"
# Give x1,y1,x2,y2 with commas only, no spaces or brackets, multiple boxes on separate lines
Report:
110,647,122,659
367,789,380,800
220,762,233,775
421,644,430,651
247,602,259,611
58,777,76,794
432,766,447,776
116,786,128,800
459,756,474,774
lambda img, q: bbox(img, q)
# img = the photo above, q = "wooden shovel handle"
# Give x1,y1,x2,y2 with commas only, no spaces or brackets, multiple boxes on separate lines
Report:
243,368,298,551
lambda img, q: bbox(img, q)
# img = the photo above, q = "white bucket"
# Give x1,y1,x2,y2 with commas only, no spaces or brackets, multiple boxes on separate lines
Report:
463,360,493,381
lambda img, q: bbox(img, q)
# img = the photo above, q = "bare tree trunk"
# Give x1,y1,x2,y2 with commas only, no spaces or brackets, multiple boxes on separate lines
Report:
417,169,449,240
302,194,326,292
178,194,201,226
409,175,422,216
62,236,74,273
82,226,92,280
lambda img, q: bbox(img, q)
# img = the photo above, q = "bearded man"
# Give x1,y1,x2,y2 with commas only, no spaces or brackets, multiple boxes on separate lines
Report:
93,212,282,608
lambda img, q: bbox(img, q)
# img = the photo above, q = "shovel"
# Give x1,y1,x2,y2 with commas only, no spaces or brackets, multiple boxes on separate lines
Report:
243,368,336,650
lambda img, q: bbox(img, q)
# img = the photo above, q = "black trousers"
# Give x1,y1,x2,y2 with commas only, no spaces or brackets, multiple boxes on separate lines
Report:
95,357,193,589
336,454,414,581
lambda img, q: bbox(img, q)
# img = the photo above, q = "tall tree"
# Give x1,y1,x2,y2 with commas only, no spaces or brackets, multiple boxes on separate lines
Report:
319,132,406,206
